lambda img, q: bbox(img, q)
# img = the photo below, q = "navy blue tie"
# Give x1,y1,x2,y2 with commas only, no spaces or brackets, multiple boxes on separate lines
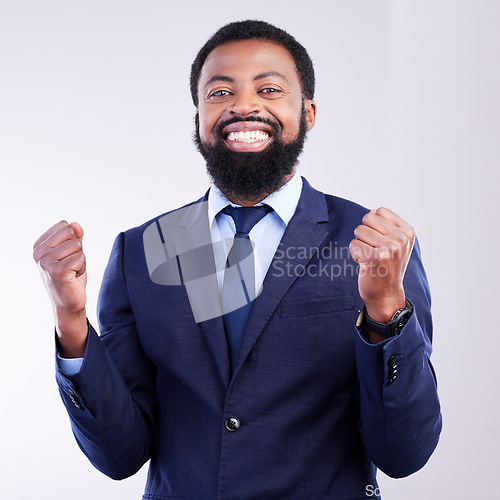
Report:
221,205,273,371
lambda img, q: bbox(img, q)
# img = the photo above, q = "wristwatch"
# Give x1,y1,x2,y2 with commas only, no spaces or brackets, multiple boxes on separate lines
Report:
358,300,414,338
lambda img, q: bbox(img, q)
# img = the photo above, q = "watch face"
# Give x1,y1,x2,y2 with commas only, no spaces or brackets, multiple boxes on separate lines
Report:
398,317,408,329
394,309,412,333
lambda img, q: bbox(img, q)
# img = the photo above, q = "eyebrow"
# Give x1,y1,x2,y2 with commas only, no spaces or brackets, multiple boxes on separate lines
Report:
203,75,234,90
254,71,289,83
203,71,289,90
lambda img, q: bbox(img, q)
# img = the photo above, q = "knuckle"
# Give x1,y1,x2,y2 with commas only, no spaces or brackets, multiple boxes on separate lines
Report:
62,225,76,238
55,220,69,229
349,241,361,259
32,247,41,262
362,212,375,225
67,238,82,251
38,255,49,271
55,224,74,240
395,231,408,246
387,240,399,252
39,256,58,277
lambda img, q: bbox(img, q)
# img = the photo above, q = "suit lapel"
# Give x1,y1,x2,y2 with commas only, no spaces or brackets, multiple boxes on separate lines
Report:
197,315,231,389
232,179,330,377
169,197,231,389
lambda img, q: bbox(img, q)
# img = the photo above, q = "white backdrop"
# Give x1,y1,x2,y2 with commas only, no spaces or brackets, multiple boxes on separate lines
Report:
1,1,499,498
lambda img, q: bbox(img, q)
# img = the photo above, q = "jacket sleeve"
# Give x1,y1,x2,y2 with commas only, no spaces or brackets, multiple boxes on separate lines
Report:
355,238,442,478
55,232,158,480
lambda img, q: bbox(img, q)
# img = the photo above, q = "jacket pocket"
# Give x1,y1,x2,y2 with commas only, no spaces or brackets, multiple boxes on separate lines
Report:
279,295,355,318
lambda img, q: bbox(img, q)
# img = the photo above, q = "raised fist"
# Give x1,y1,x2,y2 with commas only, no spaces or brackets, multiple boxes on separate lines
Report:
33,220,88,357
349,207,415,324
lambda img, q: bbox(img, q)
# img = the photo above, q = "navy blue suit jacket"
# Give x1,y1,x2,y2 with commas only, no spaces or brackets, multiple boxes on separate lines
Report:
56,178,441,499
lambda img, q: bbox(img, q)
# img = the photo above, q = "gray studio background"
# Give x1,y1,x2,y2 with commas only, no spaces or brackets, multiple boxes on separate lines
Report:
1,1,498,498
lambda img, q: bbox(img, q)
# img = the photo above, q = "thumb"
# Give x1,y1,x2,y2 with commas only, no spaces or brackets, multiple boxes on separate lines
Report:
69,222,84,240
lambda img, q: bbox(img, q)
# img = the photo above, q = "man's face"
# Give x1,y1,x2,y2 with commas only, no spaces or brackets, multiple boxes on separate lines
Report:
195,39,316,203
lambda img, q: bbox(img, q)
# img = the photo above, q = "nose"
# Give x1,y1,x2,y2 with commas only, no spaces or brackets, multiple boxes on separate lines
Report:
229,88,262,117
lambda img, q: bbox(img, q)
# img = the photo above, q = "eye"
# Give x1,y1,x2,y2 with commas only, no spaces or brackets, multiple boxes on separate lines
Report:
208,89,231,98
259,87,284,98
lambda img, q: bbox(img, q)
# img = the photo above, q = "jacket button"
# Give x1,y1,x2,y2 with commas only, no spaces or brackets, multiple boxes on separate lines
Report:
68,389,83,410
224,416,241,432
388,355,398,367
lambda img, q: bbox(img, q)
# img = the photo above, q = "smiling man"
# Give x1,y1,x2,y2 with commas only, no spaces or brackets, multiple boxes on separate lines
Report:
33,20,441,500
194,38,315,205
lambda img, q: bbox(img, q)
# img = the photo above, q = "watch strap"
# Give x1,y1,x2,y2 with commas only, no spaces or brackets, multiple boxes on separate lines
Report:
357,300,414,338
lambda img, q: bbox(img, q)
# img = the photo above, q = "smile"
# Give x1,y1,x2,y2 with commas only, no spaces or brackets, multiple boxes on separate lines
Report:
226,130,270,143
221,122,274,152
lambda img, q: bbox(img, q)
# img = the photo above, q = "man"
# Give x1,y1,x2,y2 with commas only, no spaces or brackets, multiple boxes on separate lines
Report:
33,20,441,500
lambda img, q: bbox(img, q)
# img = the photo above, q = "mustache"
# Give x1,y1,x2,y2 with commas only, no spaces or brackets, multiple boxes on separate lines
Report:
215,116,283,137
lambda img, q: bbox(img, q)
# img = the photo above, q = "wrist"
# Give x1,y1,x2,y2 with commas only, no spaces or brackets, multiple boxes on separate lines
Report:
55,308,88,358
363,292,406,324
357,299,414,342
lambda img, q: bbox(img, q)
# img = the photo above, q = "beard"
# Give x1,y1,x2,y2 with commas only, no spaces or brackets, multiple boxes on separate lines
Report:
193,106,309,202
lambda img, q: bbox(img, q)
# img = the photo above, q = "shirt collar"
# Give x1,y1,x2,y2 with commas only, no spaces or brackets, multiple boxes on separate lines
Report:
208,171,303,227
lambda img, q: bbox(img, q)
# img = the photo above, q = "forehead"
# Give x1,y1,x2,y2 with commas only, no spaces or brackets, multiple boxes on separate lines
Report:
198,39,301,91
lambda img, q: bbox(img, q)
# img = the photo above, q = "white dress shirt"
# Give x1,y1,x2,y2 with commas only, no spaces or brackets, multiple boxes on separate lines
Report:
208,172,302,296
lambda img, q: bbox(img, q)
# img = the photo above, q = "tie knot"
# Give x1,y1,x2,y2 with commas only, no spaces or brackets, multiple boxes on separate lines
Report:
221,205,273,236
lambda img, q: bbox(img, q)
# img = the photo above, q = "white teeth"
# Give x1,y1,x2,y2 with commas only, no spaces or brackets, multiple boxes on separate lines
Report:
227,130,269,143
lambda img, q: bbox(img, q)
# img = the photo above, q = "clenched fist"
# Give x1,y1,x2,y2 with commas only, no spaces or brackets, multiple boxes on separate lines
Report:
349,207,415,326
33,221,88,357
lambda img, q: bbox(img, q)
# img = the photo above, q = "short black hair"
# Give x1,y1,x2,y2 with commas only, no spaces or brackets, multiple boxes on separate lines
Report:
190,20,315,107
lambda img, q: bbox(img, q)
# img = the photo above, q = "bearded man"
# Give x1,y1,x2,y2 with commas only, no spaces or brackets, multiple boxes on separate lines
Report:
33,20,441,500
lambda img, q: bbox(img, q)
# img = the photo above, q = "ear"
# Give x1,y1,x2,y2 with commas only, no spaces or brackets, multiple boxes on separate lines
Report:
304,99,317,131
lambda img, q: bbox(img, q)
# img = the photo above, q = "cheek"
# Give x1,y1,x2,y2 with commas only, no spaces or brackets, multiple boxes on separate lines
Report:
271,97,304,139
281,111,303,141
198,108,219,143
